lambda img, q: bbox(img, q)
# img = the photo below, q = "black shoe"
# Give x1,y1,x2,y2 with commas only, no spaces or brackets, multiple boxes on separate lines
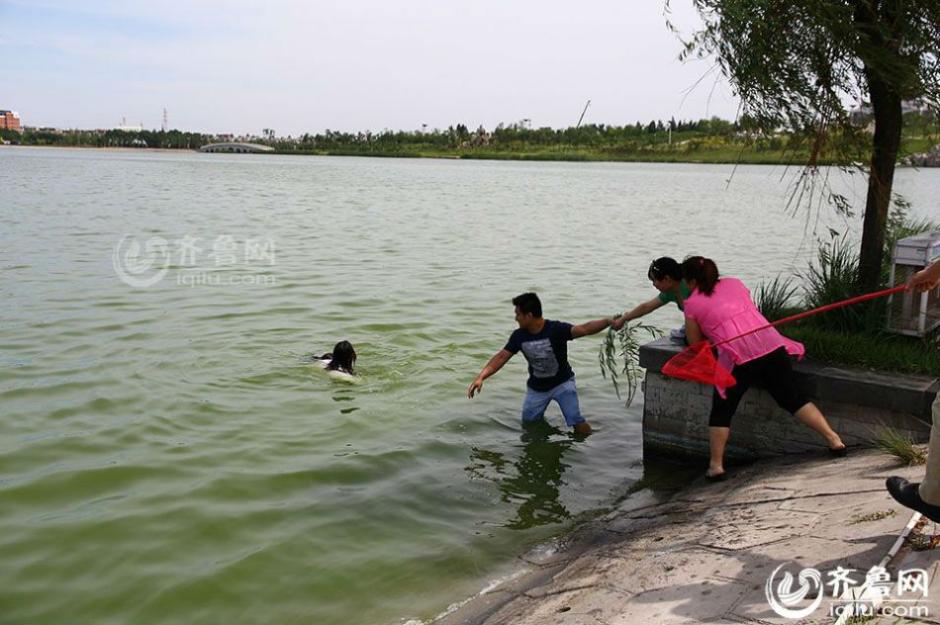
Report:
828,445,848,458
885,477,940,523
705,471,728,482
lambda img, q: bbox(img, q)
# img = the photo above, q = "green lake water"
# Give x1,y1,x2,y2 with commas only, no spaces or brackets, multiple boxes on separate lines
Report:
1,147,938,625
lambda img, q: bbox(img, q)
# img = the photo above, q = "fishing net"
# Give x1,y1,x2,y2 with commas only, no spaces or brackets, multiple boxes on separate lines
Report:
661,340,736,388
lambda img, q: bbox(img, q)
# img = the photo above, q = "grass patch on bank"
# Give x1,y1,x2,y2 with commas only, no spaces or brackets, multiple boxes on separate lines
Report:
873,427,928,465
281,146,836,165
780,325,940,376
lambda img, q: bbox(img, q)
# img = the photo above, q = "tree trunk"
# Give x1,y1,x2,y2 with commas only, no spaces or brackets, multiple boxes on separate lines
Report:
857,76,902,292
855,0,904,292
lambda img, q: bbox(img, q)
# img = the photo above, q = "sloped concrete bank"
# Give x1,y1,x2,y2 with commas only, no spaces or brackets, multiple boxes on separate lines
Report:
434,450,936,625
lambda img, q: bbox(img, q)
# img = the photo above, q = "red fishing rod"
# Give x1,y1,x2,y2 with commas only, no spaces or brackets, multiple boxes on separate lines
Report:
713,285,906,348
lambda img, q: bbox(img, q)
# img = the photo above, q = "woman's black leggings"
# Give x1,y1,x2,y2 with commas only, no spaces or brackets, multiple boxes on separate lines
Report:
708,347,809,428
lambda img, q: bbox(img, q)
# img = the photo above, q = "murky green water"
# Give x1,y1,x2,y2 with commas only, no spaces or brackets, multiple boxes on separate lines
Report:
1,147,938,625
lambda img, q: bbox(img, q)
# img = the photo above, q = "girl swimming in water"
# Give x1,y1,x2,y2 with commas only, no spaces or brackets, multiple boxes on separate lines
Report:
315,340,357,377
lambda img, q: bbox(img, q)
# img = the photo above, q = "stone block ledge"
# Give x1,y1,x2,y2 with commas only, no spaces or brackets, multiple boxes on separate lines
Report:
639,337,937,460
639,337,940,419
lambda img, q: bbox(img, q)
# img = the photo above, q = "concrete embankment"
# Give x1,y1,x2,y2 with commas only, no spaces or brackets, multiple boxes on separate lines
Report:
639,337,936,461
436,449,937,625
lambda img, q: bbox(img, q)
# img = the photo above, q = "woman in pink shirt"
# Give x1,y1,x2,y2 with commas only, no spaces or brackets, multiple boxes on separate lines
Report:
680,256,847,480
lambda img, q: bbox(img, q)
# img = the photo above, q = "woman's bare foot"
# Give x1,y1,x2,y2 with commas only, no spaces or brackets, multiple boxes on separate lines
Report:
706,463,725,479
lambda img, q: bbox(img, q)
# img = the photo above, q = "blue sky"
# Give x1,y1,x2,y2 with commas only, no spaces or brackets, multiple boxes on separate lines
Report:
1,0,739,135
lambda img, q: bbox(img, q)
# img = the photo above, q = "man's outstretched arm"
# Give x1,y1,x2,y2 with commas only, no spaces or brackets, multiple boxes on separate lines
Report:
468,349,513,398
570,317,615,339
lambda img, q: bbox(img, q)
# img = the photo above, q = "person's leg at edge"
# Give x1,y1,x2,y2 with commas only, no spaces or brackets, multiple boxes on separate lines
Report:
793,402,845,451
553,378,591,437
707,376,747,478
761,349,845,451
919,394,940,505
708,427,731,477
886,394,940,522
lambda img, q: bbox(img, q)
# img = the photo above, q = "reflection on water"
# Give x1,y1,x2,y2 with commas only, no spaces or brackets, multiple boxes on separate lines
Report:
467,421,703,532
467,420,576,530
331,386,359,414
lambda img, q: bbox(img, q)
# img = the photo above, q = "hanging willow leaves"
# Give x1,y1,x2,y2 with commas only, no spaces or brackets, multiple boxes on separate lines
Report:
668,0,940,291
598,322,663,407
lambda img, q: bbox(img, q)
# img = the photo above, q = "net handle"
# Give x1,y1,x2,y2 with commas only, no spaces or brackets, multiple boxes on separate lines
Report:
712,285,907,349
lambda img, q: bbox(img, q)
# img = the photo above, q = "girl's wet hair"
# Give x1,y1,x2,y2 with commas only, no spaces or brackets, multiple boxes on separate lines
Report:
647,257,682,282
327,340,356,374
680,256,720,295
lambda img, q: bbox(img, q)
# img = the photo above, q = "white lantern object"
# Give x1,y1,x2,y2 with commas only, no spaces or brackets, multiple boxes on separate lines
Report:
887,231,940,336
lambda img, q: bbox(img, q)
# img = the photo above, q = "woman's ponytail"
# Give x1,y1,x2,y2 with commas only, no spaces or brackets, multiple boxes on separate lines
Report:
680,256,720,295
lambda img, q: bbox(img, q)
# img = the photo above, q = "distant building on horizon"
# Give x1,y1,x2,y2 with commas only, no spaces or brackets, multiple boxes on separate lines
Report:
850,99,933,125
1,110,22,132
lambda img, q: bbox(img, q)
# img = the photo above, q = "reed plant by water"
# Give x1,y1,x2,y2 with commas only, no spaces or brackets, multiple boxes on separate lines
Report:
800,235,882,334
755,275,800,321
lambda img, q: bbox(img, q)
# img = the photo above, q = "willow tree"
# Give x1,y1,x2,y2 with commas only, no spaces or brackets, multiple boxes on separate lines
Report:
674,1,940,290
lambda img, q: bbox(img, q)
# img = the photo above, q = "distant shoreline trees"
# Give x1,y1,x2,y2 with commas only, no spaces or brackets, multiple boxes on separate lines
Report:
0,116,747,151
1,110,935,169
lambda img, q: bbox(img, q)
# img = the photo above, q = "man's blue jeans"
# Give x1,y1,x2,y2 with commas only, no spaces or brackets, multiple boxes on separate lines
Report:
521,377,584,427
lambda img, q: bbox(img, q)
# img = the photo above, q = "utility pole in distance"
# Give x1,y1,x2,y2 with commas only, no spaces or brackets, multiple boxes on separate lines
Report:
576,99,591,128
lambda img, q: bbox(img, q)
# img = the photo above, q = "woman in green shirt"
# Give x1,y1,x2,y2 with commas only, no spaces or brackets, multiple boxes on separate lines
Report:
612,257,690,330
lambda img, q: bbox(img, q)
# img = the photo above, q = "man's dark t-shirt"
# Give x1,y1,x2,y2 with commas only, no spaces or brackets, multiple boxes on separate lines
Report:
504,320,575,392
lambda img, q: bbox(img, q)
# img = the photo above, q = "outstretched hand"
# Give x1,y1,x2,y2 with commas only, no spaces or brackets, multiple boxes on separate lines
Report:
908,267,940,293
611,315,626,331
467,378,484,399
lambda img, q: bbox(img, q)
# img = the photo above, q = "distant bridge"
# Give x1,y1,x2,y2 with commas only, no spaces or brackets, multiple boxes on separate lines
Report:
199,142,274,154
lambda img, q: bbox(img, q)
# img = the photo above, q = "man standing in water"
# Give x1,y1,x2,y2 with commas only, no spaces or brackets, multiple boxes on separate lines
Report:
467,292,615,436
